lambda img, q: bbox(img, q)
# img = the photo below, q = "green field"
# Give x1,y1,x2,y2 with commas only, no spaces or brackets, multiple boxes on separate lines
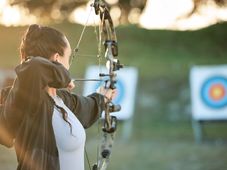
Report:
0,22,227,170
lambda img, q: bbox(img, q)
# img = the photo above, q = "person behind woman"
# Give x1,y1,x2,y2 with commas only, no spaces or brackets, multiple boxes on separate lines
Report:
1,24,115,170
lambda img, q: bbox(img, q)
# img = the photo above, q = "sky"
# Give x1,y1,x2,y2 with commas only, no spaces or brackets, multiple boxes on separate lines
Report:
0,0,227,30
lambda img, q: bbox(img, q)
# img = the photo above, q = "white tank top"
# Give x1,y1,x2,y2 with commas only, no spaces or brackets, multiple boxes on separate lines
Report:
51,95,86,170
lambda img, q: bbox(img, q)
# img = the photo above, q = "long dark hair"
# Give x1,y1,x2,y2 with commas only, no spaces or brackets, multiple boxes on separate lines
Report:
20,24,73,134
20,24,67,61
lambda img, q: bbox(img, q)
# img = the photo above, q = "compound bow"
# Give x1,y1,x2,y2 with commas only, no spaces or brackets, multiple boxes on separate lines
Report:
72,0,123,170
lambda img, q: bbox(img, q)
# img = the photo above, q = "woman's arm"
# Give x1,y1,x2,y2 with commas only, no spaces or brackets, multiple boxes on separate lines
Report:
58,90,105,128
13,57,71,112
15,56,71,89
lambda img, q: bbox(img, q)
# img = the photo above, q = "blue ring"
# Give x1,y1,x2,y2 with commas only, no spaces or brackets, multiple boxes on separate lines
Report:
200,76,227,109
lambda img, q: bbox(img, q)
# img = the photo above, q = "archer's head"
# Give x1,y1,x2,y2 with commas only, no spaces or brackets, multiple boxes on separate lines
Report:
20,24,72,70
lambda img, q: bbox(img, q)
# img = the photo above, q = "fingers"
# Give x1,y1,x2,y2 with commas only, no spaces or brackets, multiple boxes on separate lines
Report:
111,89,117,100
106,89,117,100
67,80,75,91
97,87,117,102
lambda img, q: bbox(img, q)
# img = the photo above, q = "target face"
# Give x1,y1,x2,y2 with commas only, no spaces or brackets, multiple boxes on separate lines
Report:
201,76,227,109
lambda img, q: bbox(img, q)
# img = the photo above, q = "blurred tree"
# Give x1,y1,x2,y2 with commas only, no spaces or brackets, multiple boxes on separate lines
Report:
10,0,85,21
9,0,227,23
117,0,147,23
9,0,147,23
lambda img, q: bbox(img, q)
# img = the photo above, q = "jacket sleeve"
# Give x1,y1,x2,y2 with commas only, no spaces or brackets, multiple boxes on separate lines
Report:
0,86,14,147
58,90,105,128
12,56,71,113
3,57,71,142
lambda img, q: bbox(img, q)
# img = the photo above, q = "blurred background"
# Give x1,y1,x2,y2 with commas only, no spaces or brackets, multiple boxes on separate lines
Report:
0,0,227,170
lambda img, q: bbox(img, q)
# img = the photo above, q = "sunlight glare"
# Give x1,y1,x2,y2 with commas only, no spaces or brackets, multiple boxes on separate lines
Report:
105,0,119,5
2,6,21,27
69,1,100,26
140,0,227,30
0,0,7,11
140,0,193,30
0,1,36,27
1,0,227,30
110,6,121,25
128,8,141,24
69,1,121,26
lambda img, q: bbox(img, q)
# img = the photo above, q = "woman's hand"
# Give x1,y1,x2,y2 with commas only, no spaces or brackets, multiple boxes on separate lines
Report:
97,86,117,103
67,80,75,91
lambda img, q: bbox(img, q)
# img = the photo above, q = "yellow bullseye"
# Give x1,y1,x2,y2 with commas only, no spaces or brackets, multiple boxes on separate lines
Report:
209,84,225,101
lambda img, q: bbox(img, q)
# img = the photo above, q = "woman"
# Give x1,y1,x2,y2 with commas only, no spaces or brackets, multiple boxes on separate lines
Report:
1,24,115,170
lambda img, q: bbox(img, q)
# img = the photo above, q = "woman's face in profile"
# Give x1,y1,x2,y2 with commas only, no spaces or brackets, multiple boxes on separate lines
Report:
58,36,72,70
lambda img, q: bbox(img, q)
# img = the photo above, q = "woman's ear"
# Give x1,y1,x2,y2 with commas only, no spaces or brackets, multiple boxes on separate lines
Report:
50,53,59,62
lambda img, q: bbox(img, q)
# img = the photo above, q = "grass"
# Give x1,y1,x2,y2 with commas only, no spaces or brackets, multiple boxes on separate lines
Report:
1,22,227,170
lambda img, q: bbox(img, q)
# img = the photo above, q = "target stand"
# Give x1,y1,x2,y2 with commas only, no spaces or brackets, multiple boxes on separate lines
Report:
190,65,227,143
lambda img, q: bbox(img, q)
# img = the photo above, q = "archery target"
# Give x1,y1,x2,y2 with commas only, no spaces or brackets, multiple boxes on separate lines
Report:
190,65,227,120
83,65,138,120
201,76,227,109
